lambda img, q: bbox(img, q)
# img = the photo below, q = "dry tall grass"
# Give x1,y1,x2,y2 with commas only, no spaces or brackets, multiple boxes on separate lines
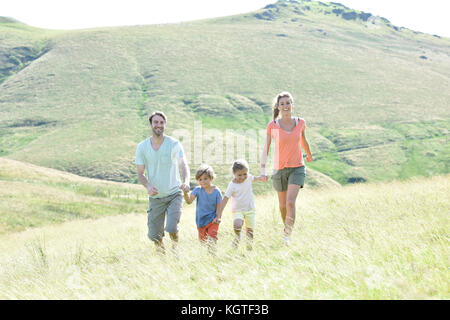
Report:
1,174,448,299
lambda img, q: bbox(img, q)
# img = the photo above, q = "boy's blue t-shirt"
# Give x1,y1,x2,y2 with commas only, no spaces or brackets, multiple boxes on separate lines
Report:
191,186,222,228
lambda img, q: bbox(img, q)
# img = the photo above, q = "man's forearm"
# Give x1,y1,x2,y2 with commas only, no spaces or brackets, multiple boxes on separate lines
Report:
180,162,190,184
138,173,151,189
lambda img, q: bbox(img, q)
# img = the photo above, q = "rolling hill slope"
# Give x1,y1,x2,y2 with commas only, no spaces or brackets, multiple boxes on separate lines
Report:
1,0,449,190
0,157,145,234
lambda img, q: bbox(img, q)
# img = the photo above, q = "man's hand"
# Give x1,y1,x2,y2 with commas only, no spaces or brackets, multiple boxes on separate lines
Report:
179,183,190,193
213,217,221,224
147,186,159,196
306,154,313,162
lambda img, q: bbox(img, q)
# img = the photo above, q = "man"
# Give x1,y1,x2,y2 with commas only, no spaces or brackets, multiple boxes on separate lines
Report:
135,111,190,253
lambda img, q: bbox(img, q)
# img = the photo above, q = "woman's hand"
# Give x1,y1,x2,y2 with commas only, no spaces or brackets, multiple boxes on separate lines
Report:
256,175,268,182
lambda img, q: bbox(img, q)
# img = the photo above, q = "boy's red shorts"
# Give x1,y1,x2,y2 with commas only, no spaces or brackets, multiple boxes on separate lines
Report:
197,221,219,242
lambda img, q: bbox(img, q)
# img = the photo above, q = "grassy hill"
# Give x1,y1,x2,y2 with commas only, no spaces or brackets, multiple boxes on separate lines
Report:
0,157,448,299
0,157,145,234
0,0,449,191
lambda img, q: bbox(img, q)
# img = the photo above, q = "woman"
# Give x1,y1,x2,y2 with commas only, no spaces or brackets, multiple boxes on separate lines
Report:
260,91,313,245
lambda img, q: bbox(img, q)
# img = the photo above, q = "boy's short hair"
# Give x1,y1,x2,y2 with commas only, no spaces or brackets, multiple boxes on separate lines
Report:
232,159,249,173
149,111,167,124
195,164,216,180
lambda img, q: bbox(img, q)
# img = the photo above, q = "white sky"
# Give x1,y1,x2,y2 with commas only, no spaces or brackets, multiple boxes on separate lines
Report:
1,0,449,37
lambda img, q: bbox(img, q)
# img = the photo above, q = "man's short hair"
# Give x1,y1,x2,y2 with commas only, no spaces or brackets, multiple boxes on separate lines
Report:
149,111,167,124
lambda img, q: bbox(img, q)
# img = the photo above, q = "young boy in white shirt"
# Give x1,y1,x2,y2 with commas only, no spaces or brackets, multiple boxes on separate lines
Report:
216,159,266,250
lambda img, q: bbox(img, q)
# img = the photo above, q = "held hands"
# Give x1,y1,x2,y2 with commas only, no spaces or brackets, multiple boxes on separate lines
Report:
256,174,268,182
179,183,190,193
259,166,268,182
259,175,269,182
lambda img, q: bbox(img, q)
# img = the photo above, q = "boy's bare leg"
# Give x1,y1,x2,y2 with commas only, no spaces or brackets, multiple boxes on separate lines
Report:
246,228,254,250
232,219,243,249
207,237,217,255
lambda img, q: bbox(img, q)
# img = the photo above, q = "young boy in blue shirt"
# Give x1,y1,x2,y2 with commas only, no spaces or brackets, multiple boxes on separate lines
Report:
183,164,222,253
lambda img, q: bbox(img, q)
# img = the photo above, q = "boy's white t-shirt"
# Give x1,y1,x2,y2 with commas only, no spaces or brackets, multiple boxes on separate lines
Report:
224,174,255,212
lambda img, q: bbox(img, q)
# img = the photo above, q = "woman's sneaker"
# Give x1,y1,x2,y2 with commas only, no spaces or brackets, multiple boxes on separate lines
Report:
283,234,291,246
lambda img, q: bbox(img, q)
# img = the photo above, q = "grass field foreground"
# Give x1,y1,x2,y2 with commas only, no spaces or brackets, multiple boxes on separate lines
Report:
0,173,448,299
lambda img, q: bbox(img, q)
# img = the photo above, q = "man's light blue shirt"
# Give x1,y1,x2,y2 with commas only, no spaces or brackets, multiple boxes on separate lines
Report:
135,135,185,199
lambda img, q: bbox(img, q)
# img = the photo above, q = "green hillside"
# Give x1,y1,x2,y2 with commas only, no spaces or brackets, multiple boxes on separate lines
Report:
1,0,449,191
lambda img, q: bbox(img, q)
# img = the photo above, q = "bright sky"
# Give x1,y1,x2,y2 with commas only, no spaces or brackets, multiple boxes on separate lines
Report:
2,0,450,37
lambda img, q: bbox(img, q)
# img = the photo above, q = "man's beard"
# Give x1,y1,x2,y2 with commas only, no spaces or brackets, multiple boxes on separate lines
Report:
152,127,164,137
